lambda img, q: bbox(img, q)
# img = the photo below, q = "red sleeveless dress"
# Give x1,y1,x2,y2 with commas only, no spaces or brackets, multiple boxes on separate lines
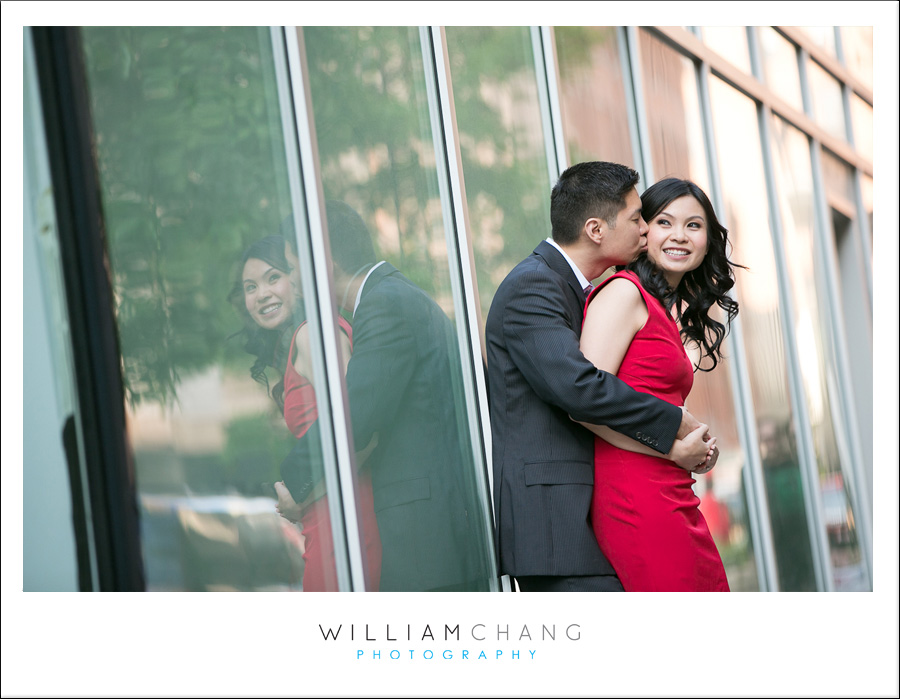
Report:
586,271,729,591
283,317,382,591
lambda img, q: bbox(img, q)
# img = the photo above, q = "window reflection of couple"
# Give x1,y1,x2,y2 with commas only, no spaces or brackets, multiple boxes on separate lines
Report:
231,229,381,591
232,201,485,592
236,161,741,593
487,162,742,592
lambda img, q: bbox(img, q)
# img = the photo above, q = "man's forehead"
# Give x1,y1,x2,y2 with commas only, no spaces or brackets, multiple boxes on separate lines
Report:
622,188,642,214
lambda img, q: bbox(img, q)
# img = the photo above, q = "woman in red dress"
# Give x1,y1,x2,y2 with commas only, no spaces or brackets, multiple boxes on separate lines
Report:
233,235,381,590
579,178,742,591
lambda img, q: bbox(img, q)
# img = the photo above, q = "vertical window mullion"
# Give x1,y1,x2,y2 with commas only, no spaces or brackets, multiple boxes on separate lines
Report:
277,26,366,591
422,26,500,590
622,27,652,182
533,26,568,179
851,170,874,301
32,26,144,591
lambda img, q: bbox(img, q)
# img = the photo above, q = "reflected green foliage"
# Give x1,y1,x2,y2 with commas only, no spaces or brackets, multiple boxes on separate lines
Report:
82,27,291,406
222,413,296,496
304,27,447,298
553,25,607,65
304,27,497,589
82,25,569,396
554,26,634,170
305,26,557,320
446,27,554,316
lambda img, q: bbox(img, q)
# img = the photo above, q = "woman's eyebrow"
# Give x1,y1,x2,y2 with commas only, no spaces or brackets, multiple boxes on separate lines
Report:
244,266,276,284
657,209,705,222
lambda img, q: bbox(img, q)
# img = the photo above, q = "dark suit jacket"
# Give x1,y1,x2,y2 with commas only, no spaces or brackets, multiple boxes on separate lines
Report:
485,240,682,578
282,262,489,591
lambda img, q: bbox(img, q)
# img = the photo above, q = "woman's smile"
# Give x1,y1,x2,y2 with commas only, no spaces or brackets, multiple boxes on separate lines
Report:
242,257,296,330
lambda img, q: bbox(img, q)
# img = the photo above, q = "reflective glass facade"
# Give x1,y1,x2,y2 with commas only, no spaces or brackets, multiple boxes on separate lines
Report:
23,24,876,594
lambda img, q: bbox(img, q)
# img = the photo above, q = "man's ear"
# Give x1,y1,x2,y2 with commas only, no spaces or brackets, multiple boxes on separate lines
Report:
583,217,605,245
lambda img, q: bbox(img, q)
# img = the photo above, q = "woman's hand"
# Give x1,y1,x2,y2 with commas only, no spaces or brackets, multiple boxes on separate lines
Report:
694,443,719,475
274,481,305,523
668,423,717,472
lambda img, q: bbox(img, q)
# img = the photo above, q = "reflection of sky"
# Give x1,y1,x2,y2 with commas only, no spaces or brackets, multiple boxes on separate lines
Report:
141,493,277,514
809,60,848,143
795,313,824,421
759,27,803,113
699,26,752,73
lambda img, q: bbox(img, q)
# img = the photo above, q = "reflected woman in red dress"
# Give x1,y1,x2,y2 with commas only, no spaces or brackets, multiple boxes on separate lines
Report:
232,235,381,590
579,179,742,591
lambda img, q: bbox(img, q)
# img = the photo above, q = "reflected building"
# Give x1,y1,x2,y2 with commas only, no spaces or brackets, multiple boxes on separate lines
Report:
24,25,875,592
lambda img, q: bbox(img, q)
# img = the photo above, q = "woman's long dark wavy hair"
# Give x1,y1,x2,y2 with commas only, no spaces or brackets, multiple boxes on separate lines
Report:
624,178,744,371
228,235,302,410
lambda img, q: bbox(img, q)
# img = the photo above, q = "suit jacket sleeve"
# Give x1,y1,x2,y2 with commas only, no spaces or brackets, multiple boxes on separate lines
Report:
502,263,681,453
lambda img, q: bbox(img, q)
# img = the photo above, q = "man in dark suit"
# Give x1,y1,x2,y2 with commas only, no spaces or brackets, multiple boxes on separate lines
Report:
485,161,713,592
280,201,490,591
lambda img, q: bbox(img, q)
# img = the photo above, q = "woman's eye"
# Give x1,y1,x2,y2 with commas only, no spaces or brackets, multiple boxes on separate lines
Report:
244,284,256,293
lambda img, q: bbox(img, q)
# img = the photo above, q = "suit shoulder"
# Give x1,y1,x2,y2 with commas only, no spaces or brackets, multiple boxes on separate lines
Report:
496,254,561,294
361,272,444,324
487,255,572,333
365,271,419,301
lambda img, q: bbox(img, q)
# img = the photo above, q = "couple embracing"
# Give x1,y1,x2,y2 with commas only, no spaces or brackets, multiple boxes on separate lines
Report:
486,161,742,592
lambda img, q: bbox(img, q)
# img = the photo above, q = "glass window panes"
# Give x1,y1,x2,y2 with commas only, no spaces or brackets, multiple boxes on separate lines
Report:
798,26,837,57
839,26,873,91
770,116,867,590
635,32,757,590
821,148,856,211
301,26,496,591
709,76,817,590
807,60,849,142
554,26,637,168
688,359,759,590
757,27,804,113
445,27,553,322
81,27,320,590
699,26,752,73
638,29,709,189
850,93,873,163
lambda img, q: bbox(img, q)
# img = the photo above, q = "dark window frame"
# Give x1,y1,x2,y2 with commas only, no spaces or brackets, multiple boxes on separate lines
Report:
31,26,144,591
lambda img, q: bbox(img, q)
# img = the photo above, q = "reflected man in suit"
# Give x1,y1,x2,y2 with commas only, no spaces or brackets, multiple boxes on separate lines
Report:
280,201,489,591
485,161,714,592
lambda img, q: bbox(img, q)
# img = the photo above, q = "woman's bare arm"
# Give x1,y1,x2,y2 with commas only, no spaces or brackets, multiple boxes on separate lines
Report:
576,278,713,467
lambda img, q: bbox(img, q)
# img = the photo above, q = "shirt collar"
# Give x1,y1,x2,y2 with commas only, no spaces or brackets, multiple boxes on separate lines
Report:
353,260,387,317
545,237,591,290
